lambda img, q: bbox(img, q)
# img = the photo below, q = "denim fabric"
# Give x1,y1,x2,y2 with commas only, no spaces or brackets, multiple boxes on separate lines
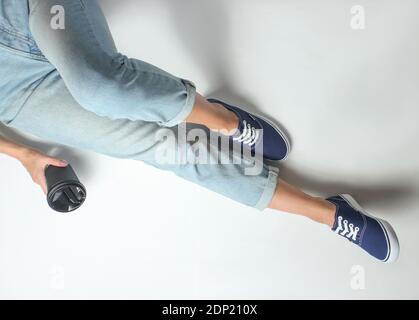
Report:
0,0,279,209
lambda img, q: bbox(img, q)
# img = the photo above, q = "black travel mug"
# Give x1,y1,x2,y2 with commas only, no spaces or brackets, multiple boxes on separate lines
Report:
45,164,87,213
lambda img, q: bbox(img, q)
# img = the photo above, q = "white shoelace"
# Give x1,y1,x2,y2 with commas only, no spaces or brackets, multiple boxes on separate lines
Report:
232,120,261,147
334,216,360,241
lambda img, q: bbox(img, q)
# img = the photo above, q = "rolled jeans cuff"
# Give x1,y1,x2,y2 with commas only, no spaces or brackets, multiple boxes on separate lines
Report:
162,79,197,127
254,165,279,211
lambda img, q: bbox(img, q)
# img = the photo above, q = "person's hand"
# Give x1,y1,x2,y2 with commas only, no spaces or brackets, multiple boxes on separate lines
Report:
19,149,68,195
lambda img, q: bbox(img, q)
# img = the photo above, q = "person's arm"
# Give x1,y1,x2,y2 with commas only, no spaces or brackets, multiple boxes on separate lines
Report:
0,136,68,194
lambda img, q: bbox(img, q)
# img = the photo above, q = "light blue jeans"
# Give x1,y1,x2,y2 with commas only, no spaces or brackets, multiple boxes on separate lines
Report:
0,0,279,209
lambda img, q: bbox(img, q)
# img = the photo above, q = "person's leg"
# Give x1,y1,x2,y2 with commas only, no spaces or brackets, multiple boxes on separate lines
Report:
27,0,237,131
7,68,278,209
186,94,238,132
268,180,399,262
268,179,336,227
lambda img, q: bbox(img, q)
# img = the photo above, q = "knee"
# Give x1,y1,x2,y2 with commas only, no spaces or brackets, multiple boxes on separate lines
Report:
61,54,130,113
62,65,115,116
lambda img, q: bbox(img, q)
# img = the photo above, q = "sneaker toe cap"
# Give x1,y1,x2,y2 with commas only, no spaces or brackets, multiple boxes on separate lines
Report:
362,216,398,262
256,117,290,160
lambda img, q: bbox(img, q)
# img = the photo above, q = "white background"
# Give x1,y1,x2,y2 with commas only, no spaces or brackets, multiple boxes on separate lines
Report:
1,0,419,299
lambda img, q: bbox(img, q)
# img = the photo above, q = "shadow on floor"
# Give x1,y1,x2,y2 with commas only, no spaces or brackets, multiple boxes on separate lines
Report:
101,0,232,85
278,165,418,215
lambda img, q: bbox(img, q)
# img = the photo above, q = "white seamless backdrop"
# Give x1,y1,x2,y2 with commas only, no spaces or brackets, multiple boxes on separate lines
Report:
1,0,419,299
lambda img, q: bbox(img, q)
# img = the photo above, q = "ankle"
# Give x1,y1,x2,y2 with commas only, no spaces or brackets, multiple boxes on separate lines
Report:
319,198,337,228
212,103,239,133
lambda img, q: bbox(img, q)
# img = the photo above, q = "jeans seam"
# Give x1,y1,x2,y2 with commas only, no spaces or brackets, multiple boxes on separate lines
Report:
0,41,47,61
0,24,32,42
255,165,279,210
6,70,54,125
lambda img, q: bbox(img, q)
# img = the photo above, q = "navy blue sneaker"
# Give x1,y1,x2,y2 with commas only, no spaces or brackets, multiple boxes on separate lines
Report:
327,194,400,263
207,98,290,161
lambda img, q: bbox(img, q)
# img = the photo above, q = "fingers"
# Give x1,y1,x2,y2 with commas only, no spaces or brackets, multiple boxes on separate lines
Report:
46,157,68,168
40,157,68,194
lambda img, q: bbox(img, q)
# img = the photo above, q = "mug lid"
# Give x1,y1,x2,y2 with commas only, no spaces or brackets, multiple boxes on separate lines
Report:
47,181,86,213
